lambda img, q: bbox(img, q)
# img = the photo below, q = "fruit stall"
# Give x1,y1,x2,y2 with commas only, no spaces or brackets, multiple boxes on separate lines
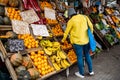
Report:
0,0,77,80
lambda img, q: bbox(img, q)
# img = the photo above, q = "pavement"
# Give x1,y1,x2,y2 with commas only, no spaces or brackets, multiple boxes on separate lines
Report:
47,44,120,80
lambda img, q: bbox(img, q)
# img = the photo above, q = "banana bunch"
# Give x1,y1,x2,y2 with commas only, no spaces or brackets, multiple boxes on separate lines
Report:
50,50,71,71
41,40,61,56
60,59,70,69
40,40,53,47
57,50,67,59
44,48,52,56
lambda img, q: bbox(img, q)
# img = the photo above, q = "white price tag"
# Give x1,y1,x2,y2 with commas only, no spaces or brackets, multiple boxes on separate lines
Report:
44,7,56,20
31,24,50,36
20,9,40,24
12,20,30,34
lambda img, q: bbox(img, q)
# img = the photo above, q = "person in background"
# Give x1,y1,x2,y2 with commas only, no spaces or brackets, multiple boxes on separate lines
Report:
61,8,94,78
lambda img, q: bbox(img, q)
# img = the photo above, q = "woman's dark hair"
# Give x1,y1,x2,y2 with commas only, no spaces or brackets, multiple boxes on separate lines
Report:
70,14,77,18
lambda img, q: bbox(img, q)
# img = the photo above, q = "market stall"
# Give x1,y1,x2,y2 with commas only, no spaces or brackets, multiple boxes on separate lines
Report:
0,0,76,80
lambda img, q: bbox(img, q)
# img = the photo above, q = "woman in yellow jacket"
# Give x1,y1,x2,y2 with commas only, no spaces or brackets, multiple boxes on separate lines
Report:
62,8,94,78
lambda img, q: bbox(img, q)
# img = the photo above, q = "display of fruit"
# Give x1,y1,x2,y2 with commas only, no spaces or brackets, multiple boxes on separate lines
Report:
61,40,72,50
6,7,22,20
18,34,39,49
51,24,64,36
0,0,9,6
27,68,40,80
50,50,70,71
8,0,19,7
10,53,23,66
40,40,61,55
56,15,66,23
29,50,54,76
39,1,53,11
67,49,77,64
46,18,58,25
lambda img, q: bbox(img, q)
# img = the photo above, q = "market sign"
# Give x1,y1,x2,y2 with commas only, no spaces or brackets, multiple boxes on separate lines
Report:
44,7,56,20
20,9,40,24
12,20,30,34
31,24,50,36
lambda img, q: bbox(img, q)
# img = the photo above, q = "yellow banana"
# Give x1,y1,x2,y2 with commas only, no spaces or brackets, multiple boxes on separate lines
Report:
63,59,70,67
58,63,62,69
61,60,67,69
55,56,61,64
57,51,62,59
53,63,61,71
59,51,67,59
44,48,52,56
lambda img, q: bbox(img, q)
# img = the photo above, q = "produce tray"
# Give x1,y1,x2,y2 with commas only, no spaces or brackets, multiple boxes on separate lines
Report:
0,40,18,80
0,25,12,30
0,41,57,80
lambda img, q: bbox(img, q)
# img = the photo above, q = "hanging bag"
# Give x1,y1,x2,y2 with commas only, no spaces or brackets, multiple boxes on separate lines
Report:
85,16,96,52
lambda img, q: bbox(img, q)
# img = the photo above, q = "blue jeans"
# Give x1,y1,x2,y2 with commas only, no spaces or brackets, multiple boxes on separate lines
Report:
73,43,93,76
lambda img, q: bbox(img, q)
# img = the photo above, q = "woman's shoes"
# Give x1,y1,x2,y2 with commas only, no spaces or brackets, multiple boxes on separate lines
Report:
75,72,84,78
89,71,94,76
75,71,94,78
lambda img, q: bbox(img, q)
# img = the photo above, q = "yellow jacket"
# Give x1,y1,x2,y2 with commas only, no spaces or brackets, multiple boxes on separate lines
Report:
62,14,93,45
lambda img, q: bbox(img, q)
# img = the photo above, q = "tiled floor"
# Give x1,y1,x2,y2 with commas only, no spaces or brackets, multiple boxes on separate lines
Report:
47,44,120,80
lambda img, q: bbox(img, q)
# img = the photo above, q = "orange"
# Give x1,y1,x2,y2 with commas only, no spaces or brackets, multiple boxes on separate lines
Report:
30,56,34,59
41,71,45,75
33,58,38,62
43,56,47,60
40,51,44,54
30,52,35,56
35,44,39,48
38,57,42,61
50,67,54,71
44,62,48,66
35,41,39,44
34,62,38,66
41,67,45,71
38,61,41,65
48,69,51,73
37,65,42,69
27,45,31,49
37,54,41,57
37,50,41,54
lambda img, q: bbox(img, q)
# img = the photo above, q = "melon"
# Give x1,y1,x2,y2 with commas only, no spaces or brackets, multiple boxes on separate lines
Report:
10,53,23,66
15,66,26,74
